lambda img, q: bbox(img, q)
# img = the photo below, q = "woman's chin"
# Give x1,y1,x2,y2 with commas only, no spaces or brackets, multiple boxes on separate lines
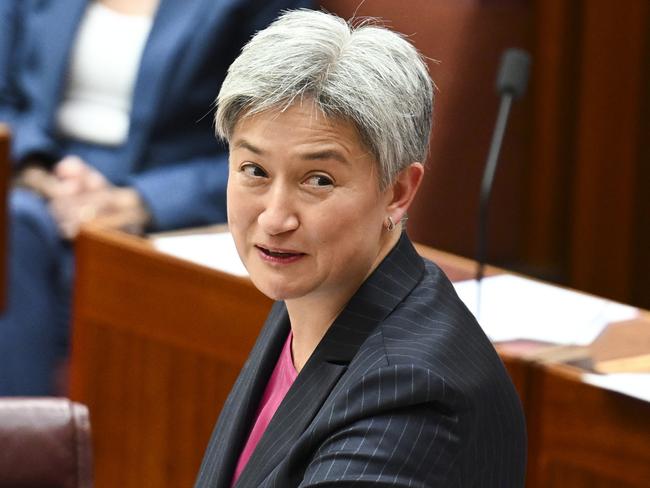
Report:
252,278,303,302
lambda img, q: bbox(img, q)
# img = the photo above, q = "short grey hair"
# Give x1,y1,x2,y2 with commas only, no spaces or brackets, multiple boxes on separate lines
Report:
215,9,434,188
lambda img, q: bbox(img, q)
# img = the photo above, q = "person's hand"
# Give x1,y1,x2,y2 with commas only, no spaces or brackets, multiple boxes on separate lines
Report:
13,165,62,199
52,155,109,196
48,186,152,240
49,156,150,239
13,155,108,199
15,154,150,239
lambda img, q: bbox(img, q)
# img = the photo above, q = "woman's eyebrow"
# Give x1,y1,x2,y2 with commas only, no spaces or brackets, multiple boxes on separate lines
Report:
232,139,264,155
301,149,350,165
233,139,350,165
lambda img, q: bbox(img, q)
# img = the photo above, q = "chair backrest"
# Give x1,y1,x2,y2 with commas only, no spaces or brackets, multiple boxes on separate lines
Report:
0,124,9,311
0,397,93,488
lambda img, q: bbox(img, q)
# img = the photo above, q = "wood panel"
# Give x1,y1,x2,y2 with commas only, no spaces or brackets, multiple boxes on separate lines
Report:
522,0,580,281
568,0,650,305
68,226,274,488
526,364,650,488
524,0,650,308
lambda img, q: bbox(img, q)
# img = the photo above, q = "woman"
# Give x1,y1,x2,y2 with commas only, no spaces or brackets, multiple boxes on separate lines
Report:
0,0,311,395
196,10,526,487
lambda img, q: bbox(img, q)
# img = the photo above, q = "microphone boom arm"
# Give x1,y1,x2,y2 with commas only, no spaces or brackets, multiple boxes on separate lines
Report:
473,47,530,317
476,92,514,284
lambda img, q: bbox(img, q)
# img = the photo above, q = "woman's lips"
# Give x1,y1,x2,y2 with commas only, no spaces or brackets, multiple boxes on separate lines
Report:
255,245,305,264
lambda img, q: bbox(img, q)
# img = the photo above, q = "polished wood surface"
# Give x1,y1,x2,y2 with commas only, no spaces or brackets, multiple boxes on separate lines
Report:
527,364,650,487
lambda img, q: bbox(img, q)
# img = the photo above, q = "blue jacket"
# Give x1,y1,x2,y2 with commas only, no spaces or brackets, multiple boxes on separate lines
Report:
0,0,312,230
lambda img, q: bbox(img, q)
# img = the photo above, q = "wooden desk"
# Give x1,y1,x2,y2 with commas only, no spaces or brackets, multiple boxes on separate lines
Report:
526,363,650,487
69,227,273,488
69,226,649,488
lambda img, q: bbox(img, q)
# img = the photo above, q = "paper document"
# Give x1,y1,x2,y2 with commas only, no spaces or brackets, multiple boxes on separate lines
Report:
453,275,639,345
582,373,650,403
152,232,249,277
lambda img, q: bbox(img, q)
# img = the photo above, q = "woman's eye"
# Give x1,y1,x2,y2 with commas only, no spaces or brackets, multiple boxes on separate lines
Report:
304,174,334,187
241,163,267,178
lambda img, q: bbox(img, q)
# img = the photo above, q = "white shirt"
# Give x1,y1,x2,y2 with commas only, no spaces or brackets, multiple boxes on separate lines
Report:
56,2,153,146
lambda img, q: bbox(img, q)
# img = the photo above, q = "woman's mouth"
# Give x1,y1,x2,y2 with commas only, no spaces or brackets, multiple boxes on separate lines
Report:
255,245,305,264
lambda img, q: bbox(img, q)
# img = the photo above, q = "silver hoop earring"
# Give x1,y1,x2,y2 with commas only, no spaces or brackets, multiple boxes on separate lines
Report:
386,216,395,232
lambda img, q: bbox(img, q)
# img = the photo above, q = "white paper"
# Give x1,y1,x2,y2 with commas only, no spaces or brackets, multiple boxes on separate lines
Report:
152,232,249,277
453,275,639,345
582,373,650,403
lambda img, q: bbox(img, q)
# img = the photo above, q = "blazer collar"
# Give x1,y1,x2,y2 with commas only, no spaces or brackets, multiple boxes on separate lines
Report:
37,0,88,123
234,232,425,487
114,0,213,172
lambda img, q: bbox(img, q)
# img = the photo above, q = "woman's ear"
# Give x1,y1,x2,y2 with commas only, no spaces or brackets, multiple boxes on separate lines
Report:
386,162,424,225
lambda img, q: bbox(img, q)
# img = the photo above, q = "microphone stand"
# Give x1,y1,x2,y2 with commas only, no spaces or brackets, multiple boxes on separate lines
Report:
476,93,513,285
475,48,531,317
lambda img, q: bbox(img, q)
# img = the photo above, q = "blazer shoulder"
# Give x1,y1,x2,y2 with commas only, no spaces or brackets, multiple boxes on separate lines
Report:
374,258,522,419
378,259,491,368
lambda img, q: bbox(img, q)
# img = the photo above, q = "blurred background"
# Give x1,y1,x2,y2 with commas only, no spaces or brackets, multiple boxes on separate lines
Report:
321,0,650,309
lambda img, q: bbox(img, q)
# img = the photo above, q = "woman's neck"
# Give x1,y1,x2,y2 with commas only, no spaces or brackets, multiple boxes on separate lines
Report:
98,0,159,16
286,295,346,373
286,229,402,372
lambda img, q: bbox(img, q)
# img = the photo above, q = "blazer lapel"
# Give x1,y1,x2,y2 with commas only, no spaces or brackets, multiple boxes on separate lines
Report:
234,356,347,488
36,0,88,125
235,233,425,486
124,0,224,172
113,0,190,174
196,302,290,488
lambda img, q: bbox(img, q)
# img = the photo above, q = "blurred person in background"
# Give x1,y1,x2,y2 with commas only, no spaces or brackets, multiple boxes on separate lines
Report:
0,0,312,395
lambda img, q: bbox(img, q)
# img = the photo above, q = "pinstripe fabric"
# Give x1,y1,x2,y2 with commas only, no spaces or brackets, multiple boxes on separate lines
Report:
195,233,526,487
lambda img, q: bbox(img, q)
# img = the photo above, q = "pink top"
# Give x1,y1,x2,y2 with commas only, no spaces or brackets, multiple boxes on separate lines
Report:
231,332,298,485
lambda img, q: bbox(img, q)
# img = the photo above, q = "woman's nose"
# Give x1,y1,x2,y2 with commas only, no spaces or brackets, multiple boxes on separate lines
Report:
257,188,299,235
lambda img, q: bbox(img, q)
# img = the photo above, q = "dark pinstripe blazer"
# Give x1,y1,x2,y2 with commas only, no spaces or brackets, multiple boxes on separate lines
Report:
196,233,526,487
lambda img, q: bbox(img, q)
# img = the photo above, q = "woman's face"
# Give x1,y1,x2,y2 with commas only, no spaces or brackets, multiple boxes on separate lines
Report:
227,103,395,304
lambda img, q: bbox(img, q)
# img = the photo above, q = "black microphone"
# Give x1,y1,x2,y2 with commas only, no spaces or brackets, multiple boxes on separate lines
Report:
475,49,531,309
